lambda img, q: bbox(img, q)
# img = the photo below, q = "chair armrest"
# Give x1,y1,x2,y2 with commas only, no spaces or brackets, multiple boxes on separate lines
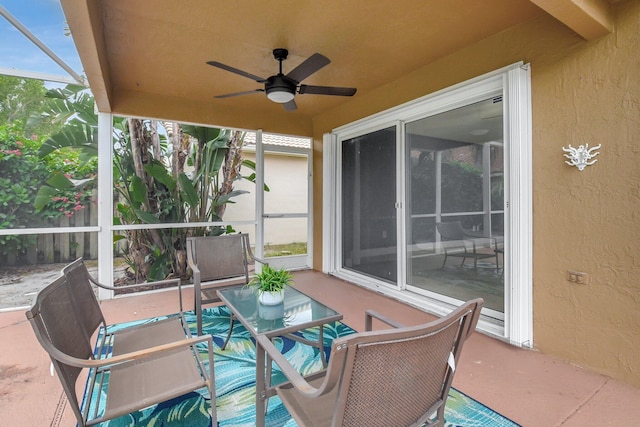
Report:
257,335,319,393
42,333,214,370
182,256,203,312
256,335,342,400
243,233,268,266
364,309,406,331
88,275,180,292
90,275,184,312
252,255,268,266
462,230,499,249
246,247,268,266
186,254,199,277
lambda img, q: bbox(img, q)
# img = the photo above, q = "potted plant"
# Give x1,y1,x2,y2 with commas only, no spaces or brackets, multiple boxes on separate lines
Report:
249,265,292,305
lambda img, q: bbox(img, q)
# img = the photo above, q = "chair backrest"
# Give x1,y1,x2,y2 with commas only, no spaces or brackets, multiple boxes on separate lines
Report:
436,221,466,241
25,275,95,424
186,234,251,282
329,298,483,427
62,258,107,339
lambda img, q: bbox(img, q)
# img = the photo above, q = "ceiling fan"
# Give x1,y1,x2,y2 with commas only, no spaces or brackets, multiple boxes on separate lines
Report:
207,48,357,111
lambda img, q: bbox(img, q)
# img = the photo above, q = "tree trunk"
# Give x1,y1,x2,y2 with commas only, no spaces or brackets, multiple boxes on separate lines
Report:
166,122,189,275
150,121,162,161
215,130,244,219
128,118,147,181
125,119,166,276
168,122,188,179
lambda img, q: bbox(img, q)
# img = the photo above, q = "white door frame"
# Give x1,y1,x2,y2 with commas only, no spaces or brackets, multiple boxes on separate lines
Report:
323,63,532,346
257,131,314,271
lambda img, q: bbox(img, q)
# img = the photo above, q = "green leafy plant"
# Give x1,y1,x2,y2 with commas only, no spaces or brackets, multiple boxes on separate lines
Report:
0,123,52,257
28,85,260,281
248,265,293,294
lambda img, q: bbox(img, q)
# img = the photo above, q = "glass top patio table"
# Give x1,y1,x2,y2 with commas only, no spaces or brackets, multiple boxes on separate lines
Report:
217,285,342,337
218,285,342,427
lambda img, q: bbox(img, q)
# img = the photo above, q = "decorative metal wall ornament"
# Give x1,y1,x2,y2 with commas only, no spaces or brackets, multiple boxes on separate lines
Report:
562,143,601,171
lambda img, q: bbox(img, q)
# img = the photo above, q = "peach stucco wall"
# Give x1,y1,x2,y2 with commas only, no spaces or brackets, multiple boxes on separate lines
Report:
224,151,308,246
311,1,640,386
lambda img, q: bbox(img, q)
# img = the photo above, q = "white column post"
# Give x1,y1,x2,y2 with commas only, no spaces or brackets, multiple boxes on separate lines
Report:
97,112,114,300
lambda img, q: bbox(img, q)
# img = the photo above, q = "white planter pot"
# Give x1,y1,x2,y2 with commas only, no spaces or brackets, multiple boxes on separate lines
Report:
259,290,284,306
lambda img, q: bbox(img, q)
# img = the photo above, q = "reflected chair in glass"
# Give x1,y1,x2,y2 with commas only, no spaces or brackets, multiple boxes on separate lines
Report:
258,298,484,427
436,221,499,271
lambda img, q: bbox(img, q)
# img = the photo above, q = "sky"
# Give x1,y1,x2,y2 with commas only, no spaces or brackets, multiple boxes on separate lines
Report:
0,0,84,81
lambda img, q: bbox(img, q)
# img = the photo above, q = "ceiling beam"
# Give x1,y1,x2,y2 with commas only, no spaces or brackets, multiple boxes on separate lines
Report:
529,0,614,40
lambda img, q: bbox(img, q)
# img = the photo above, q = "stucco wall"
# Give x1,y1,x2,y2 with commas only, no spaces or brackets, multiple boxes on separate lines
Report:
530,2,640,385
311,1,640,386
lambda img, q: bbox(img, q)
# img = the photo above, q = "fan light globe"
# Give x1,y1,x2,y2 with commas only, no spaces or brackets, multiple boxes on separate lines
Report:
267,89,295,103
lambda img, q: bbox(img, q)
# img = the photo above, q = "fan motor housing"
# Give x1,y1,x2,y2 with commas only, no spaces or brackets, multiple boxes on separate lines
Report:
265,75,297,101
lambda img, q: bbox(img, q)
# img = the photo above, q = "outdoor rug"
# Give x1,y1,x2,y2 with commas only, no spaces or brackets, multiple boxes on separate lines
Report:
83,306,520,427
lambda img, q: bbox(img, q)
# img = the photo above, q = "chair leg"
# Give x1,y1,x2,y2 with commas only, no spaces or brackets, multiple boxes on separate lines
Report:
195,294,203,336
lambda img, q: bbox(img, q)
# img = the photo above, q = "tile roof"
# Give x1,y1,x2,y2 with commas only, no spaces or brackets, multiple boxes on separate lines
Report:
243,132,311,149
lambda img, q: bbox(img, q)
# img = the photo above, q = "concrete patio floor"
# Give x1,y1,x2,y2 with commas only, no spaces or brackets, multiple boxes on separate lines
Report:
1,269,639,426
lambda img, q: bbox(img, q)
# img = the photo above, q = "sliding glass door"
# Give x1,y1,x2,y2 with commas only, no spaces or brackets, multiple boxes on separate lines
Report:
337,98,505,315
327,63,532,344
405,97,505,316
341,126,397,284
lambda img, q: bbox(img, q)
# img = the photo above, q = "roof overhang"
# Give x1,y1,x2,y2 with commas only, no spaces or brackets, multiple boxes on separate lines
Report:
59,0,615,136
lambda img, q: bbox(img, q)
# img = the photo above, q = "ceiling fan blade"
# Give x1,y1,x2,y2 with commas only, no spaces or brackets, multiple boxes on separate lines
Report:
286,53,330,83
299,85,357,96
207,61,266,82
283,99,297,111
214,89,264,99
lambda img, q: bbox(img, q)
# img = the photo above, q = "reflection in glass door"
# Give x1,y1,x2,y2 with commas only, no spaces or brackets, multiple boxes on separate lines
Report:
405,97,505,314
341,126,397,284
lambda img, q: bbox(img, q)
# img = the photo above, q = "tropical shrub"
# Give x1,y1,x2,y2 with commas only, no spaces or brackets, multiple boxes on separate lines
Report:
112,118,256,282
26,84,257,281
0,122,97,259
0,124,44,256
0,75,62,137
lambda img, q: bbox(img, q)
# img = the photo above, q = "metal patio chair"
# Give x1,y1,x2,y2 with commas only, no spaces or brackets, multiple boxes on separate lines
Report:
26,264,217,426
185,233,267,335
258,298,484,427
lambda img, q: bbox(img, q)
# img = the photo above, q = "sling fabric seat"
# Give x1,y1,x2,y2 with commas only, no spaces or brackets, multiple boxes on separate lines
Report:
258,298,484,427
26,260,217,427
185,233,267,335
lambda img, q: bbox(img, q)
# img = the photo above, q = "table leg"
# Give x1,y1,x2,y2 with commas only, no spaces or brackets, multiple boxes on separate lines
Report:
319,325,327,367
221,314,235,350
255,340,266,427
